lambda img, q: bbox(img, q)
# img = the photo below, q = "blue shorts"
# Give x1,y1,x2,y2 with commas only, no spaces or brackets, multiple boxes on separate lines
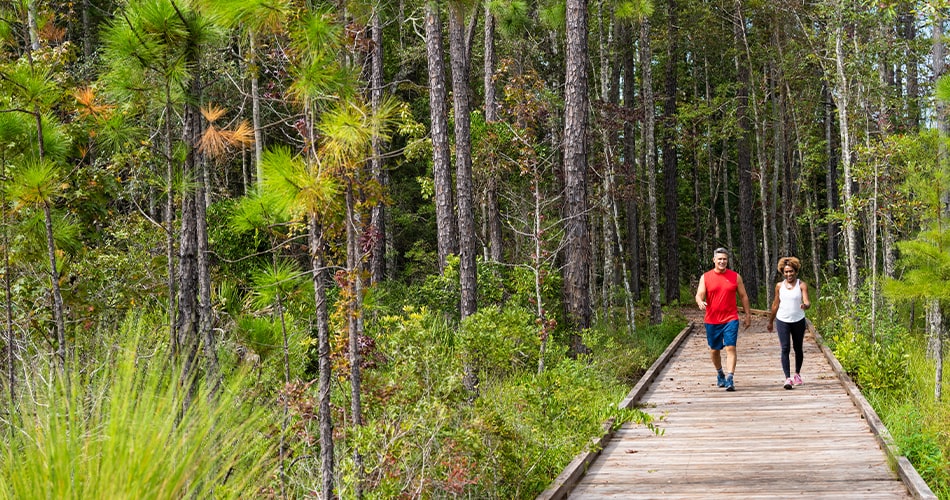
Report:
705,320,739,350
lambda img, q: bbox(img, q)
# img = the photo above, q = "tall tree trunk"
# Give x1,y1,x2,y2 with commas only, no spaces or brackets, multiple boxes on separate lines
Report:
622,23,640,300
370,10,387,283
834,10,860,304
564,0,593,339
734,2,758,304
641,17,662,325
662,0,679,305
26,0,39,51
43,201,66,368
927,300,944,401
177,85,202,409
250,30,264,184
196,149,219,394
425,2,458,272
165,90,178,356
345,181,365,496
309,216,335,499
3,188,14,439
448,3,480,396
483,1,503,262
824,83,839,275
82,0,93,59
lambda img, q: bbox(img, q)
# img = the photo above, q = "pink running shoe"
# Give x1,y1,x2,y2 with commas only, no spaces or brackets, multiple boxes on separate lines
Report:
792,373,803,385
783,378,793,390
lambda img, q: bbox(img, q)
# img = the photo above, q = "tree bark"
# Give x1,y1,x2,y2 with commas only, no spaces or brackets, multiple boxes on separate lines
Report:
309,216,335,499
250,30,264,184
834,9,859,304
483,1,503,262
641,17,662,325
662,0,679,305
563,0,593,337
622,23,640,300
425,2,458,272
734,2,758,304
824,83,839,275
448,3,477,321
370,10,387,283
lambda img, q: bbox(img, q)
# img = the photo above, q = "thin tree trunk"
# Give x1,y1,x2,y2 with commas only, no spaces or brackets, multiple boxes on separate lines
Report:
734,2,758,304
26,0,39,51
564,0,593,337
927,300,944,401
834,11,859,304
309,216,335,499
662,0,679,305
824,83,839,275
622,23,640,300
250,30,264,184
3,188,14,440
196,150,219,394
82,0,93,59
165,90,178,356
641,17,662,325
345,181,365,497
425,2,458,272
370,10,387,283
448,3,477,318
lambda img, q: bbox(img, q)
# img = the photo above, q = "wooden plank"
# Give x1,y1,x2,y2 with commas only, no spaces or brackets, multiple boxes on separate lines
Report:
548,310,931,499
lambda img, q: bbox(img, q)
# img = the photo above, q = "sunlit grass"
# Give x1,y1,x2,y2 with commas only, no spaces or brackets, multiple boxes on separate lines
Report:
0,314,276,500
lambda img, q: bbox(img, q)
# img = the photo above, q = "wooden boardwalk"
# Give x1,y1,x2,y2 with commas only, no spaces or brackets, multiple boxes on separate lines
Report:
543,311,934,499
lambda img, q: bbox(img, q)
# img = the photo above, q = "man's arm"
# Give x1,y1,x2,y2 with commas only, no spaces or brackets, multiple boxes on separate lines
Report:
695,275,707,310
736,274,752,329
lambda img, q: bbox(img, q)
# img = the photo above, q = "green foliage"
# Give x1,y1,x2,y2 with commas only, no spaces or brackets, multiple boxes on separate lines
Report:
0,313,275,499
828,328,909,393
884,227,950,303
816,281,950,497
459,305,539,380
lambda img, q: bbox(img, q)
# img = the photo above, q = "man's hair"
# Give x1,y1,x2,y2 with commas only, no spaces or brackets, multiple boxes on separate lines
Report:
713,247,730,258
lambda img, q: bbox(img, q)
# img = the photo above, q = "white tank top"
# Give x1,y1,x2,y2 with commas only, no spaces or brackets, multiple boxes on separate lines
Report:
776,279,805,323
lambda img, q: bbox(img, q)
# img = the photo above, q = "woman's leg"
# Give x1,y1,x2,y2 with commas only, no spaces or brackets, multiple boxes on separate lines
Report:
775,320,792,379
791,318,807,375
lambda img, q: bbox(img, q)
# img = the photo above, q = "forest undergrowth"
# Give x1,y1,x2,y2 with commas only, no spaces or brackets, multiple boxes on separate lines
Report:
814,280,950,499
0,219,687,498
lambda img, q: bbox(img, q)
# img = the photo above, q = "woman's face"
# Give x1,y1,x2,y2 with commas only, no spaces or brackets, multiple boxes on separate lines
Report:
782,265,797,282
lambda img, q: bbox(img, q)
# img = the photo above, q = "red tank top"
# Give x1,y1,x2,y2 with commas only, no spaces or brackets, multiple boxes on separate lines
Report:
704,269,739,324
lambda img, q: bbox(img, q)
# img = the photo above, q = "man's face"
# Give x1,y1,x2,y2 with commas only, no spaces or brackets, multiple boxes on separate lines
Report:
713,253,729,271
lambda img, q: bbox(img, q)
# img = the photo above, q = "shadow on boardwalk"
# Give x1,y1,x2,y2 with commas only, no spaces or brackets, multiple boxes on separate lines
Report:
540,310,934,499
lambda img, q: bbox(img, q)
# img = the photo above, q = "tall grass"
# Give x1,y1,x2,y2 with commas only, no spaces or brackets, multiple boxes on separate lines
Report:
0,314,275,499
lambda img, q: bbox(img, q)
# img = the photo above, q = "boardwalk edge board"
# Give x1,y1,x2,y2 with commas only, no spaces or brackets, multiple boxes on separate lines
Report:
536,323,696,500
807,319,938,500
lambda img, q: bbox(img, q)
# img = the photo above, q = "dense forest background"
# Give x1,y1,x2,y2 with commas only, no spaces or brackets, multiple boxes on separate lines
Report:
0,0,949,498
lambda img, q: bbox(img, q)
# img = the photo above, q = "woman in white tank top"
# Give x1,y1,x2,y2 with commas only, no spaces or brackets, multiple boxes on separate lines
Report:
767,257,811,390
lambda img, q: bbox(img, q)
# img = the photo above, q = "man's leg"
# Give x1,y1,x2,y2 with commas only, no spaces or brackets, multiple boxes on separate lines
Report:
724,345,737,374
710,349,722,370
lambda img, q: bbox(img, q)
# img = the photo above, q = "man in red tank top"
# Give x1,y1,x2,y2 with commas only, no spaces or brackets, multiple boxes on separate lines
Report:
694,248,751,391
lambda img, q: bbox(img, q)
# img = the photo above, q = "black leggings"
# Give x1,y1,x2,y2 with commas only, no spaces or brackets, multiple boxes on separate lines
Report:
776,318,806,378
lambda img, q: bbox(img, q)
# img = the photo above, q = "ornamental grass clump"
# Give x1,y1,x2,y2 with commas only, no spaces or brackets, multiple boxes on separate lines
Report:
0,314,274,499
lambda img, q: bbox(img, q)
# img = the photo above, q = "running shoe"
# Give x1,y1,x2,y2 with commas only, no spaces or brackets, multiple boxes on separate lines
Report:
725,376,735,392
717,371,726,387
784,378,793,390
792,373,803,386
